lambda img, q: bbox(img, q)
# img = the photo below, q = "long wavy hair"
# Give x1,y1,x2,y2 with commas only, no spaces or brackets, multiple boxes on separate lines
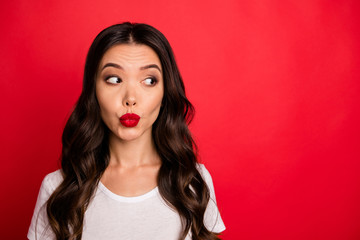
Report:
46,22,220,240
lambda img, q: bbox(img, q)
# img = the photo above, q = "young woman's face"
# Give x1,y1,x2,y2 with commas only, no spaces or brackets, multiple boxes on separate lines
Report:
96,44,164,142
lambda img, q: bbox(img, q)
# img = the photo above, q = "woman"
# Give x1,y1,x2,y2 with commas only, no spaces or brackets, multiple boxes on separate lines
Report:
28,22,225,240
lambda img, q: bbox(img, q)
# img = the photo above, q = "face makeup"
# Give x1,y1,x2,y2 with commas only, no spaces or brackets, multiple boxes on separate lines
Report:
119,113,140,127
96,44,164,141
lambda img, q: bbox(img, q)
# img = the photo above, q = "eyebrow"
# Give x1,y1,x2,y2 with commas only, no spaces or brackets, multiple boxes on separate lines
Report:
140,64,162,73
102,62,162,73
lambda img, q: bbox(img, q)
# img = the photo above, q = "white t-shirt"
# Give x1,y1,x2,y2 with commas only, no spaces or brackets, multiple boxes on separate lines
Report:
28,164,225,240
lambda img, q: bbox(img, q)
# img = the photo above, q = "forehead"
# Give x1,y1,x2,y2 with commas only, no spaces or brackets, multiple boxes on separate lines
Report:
99,44,161,69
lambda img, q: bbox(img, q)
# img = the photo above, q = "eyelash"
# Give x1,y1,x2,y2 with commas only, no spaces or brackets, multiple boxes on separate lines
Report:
143,77,158,86
104,75,158,86
105,75,122,84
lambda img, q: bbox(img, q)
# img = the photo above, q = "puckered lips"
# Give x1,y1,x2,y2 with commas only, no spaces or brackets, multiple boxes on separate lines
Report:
119,113,140,127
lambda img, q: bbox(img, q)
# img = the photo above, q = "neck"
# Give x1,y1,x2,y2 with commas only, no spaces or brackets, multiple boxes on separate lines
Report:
108,131,160,169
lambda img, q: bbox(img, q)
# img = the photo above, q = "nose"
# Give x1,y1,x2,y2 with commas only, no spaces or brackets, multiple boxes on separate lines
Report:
122,83,137,107
125,98,136,106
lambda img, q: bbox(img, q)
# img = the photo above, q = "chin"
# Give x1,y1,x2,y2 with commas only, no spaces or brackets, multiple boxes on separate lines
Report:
115,128,144,142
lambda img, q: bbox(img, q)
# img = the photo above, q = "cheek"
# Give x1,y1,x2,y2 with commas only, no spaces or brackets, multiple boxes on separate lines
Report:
148,92,164,118
96,90,118,121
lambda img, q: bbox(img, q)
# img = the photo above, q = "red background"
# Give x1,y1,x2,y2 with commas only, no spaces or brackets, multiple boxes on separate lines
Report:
1,1,359,239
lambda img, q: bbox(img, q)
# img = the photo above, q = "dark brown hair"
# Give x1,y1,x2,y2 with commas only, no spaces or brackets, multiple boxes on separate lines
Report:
46,22,220,240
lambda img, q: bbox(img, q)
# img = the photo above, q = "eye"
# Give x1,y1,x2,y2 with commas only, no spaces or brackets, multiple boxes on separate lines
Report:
143,77,157,86
105,76,121,84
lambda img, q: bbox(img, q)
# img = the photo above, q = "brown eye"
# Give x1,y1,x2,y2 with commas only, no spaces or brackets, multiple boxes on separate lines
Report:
143,77,157,86
106,76,121,84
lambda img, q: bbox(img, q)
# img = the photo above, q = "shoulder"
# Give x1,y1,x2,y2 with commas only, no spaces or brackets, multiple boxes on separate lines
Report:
196,163,226,233
40,169,64,195
196,163,217,195
196,163,213,185
27,170,64,239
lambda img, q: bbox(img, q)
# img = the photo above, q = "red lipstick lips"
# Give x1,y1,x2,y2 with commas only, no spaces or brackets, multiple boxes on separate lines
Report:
120,113,140,127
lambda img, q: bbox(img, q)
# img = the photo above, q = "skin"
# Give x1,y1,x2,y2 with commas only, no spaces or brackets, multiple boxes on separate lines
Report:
96,44,164,197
